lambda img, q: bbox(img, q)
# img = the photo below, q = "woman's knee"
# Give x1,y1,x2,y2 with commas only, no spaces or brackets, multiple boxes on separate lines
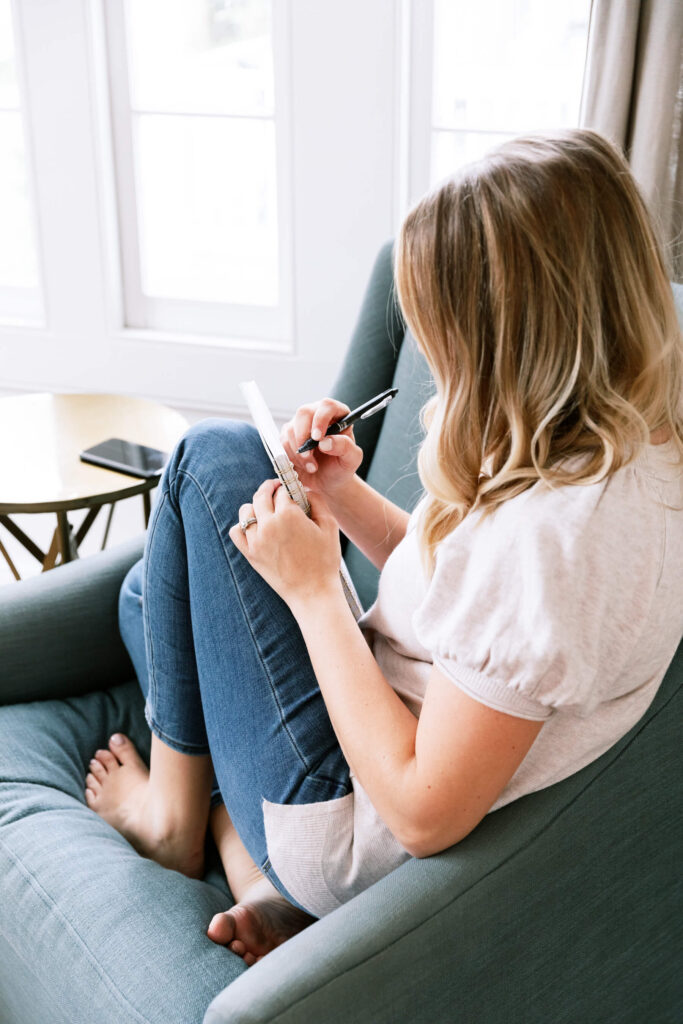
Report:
183,417,257,449
165,418,271,505
171,419,262,478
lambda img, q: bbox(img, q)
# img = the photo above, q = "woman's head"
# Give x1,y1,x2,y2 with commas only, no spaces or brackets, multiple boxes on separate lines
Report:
395,128,683,575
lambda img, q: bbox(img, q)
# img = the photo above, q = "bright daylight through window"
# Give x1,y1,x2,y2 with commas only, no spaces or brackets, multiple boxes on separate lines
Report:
109,0,282,338
0,0,43,325
431,0,591,184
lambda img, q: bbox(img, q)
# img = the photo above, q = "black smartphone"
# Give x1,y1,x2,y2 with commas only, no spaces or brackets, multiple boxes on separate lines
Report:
80,438,168,479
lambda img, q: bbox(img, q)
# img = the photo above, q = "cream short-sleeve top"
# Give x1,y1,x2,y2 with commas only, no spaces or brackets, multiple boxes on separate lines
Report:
263,441,683,918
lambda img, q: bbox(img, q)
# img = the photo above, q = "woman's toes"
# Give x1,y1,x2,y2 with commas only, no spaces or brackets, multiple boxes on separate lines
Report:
94,748,118,771
207,911,237,947
85,772,100,793
85,787,96,807
108,733,147,770
89,758,106,780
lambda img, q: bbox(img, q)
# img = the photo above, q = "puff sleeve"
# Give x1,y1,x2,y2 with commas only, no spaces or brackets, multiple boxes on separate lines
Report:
411,477,663,720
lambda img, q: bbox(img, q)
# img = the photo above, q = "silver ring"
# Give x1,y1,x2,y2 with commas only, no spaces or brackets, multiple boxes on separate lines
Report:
240,516,258,534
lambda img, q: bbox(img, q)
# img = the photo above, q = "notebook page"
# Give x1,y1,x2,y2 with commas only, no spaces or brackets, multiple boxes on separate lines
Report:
239,380,363,620
240,380,310,513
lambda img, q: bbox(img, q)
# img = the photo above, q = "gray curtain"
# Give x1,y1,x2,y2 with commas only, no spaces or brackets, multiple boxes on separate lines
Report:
580,0,683,282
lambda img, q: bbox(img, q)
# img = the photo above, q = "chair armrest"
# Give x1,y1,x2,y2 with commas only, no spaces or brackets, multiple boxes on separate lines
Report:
0,535,145,706
204,657,682,1024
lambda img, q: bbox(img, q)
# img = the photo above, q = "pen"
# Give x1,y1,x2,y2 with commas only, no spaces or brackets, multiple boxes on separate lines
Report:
297,388,399,453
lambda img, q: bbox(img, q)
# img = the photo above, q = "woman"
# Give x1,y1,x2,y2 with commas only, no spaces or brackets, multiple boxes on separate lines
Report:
84,129,683,966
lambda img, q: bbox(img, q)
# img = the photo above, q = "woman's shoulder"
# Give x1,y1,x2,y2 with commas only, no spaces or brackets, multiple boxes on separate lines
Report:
632,437,683,485
412,443,682,718
495,440,678,530
428,441,682,586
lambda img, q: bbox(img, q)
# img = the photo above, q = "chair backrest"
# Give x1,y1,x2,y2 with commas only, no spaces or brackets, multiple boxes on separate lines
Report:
330,242,433,609
333,241,683,611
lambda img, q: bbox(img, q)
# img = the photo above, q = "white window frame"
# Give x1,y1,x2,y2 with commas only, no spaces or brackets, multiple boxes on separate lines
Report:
400,0,435,212
102,0,294,348
0,0,45,327
406,0,591,203
0,0,416,418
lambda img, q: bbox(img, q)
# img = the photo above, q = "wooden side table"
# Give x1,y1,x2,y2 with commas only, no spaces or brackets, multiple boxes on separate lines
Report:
0,393,189,580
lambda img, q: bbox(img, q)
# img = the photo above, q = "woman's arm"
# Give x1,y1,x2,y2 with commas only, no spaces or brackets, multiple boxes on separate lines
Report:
323,474,411,571
231,481,542,857
289,580,544,857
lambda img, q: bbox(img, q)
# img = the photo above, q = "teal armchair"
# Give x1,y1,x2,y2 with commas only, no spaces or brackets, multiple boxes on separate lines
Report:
0,245,681,1023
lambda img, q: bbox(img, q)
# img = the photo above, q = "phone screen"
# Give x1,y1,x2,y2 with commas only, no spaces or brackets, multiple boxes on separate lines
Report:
80,438,168,478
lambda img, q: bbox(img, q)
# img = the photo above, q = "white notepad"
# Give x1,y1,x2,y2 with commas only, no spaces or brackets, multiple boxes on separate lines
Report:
240,380,363,621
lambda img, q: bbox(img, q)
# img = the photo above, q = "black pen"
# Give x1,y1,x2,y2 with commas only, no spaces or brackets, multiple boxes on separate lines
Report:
297,388,399,454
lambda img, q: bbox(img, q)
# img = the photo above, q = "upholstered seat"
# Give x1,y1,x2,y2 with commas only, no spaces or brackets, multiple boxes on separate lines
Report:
0,246,681,1024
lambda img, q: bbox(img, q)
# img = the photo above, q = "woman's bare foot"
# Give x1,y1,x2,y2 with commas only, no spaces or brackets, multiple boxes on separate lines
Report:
84,733,205,879
207,876,315,967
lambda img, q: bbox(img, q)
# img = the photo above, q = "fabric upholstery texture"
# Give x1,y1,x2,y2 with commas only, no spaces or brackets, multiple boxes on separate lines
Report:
0,680,244,1023
331,242,435,610
206,654,683,1023
0,248,681,1024
340,331,434,611
0,534,145,706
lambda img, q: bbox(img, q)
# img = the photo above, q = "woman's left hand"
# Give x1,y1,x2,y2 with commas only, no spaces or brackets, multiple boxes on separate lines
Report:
229,479,342,608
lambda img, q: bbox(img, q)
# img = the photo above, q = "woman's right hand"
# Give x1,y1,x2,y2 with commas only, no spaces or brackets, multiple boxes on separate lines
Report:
280,398,364,499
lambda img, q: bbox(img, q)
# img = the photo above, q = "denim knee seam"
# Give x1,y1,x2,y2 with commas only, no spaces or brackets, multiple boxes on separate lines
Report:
142,487,210,751
141,491,166,739
170,466,315,778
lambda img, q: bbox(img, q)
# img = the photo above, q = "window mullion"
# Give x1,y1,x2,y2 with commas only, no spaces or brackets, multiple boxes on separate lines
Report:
1,0,44,326
11,0,105,340
102,0,147,330
406,0,435,206
102,0,290,343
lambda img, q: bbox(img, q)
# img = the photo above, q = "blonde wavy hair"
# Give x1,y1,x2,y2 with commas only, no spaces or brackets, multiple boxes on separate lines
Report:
395,128,683,578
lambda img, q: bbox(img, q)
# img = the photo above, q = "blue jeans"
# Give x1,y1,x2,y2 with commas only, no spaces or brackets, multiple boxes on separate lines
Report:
118,418,351,911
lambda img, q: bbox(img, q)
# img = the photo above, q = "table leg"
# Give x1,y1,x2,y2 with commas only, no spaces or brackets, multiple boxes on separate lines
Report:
0,535,20,581
0,514,46,564
75,505,102,547
56,511,77,563
101,503,115,550
143,489,151,527
42,528,61,571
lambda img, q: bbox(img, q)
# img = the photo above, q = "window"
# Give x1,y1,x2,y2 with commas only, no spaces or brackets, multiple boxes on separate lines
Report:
105,0,291,343
0,0,43,325
1,0,592,417
406,0,592,201
2,1,395,411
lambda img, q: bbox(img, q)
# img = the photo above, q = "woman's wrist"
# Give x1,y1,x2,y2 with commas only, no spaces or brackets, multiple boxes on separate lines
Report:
323,474,410,572
288,574,348,624
318,472,362,507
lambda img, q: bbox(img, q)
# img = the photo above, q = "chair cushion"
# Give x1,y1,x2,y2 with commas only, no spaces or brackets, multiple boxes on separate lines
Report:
0,680,245,1024
205,642,683,1023
673,280,683,325
330,240,407,472
344,332,435,610
0,535,146,706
